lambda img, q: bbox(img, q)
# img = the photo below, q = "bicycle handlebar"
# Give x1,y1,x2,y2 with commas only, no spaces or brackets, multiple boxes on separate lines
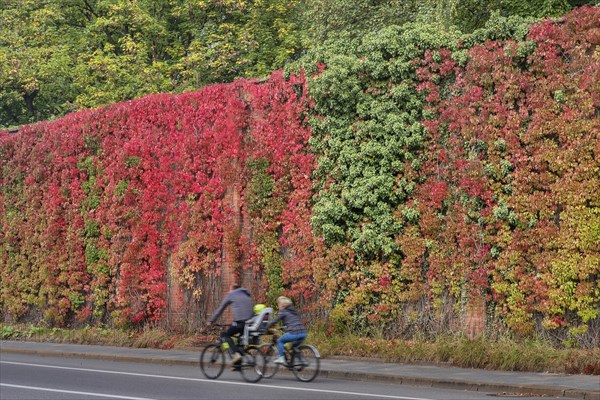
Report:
198,323,229,334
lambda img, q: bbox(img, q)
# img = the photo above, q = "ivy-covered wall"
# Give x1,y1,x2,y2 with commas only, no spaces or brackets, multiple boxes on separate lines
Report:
1,71,317,328
298,6,598,342
1,8,598,345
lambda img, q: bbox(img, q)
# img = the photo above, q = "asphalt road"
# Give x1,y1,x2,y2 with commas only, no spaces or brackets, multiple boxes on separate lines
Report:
0,352,567,400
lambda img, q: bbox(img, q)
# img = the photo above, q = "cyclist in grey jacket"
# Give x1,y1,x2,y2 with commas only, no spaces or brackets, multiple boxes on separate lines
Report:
208,284,254,364
265,296,307,364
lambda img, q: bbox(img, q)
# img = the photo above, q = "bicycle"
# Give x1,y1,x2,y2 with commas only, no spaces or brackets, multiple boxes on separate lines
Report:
258,328,321,382
199,325,265,383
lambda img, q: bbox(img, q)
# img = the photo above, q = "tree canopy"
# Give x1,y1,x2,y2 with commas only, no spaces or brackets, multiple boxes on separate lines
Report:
2,0,597,128
0,0,304,127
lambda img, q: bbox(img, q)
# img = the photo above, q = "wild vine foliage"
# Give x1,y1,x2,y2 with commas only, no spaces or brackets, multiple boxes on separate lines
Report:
1,8,598,343
416,6,600,338
302,7,598,340
0,71,317,327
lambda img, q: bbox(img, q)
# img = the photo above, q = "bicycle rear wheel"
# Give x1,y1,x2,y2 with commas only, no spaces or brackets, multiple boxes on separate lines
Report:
199,344,225,379
291,344,320,382
239,346,264,383
257,344,280,378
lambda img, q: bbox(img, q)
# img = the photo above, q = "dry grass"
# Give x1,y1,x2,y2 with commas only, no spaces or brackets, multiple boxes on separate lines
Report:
308,330,599,374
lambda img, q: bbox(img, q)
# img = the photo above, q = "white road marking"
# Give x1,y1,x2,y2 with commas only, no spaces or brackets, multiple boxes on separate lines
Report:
0,383,155,400
1,360,432,400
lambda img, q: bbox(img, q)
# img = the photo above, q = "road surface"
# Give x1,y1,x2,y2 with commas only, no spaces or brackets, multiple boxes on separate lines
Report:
1,352,561,400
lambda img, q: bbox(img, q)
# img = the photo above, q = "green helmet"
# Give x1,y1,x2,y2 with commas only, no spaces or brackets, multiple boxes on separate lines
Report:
253,303,266,314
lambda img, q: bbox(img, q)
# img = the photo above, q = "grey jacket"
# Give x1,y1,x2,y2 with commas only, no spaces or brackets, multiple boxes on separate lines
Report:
209,288,254,323
266,305,306,334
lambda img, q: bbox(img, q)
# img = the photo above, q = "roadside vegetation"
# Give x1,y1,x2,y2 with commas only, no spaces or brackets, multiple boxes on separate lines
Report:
2,323,598,375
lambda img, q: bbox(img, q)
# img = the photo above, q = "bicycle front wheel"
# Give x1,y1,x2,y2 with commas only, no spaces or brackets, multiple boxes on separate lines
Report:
239,346,264,383
199,344,225,379
258,344,279,378
291,344,320,382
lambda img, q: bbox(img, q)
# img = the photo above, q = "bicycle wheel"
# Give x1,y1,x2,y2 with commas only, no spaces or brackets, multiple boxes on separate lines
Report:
239,346,264,383
291,344,320,382
199,344,225,379
258,344,280,378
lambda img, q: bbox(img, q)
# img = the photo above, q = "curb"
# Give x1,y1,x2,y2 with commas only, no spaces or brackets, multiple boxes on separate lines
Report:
319,369,598,400
1,347,198,366
2,347,597,400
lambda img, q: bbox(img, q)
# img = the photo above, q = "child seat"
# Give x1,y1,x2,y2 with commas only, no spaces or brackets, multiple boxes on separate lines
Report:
241,305,273,345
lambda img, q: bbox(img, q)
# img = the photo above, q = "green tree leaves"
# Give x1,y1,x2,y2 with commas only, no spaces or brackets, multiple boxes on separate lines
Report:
0,0,77,125
0,0,304,128
1,0,592,128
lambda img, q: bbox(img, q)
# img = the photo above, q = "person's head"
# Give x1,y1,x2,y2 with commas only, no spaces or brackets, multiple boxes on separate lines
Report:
231,283,240,291
276,296,292,309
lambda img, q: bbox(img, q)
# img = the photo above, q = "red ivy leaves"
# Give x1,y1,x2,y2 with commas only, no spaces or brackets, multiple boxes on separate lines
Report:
1,70,320,327
415,7,600,333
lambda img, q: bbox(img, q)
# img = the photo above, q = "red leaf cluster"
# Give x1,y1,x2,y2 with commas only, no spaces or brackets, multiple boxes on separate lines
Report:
1,71,319,326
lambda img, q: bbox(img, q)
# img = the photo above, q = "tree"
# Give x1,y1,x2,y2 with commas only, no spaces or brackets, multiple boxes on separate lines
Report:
302,0,421,42
0,0,305,128
0,1,77,126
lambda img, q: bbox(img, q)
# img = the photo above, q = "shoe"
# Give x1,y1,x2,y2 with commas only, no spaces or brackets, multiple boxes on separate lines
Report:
274,356,286,364
231,352,242,364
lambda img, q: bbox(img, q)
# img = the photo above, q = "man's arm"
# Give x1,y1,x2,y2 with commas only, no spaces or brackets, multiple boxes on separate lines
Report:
265,310,285,330
209,296,231,324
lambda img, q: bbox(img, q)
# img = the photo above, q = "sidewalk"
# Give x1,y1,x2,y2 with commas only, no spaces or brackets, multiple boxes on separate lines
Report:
1,340,598,399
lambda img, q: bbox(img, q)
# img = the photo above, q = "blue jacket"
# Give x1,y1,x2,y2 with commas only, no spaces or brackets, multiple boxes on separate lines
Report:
266,305,306,334
209,288,254,323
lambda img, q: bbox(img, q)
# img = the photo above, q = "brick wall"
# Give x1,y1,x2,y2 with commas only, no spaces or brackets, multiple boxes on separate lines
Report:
463,294,486,339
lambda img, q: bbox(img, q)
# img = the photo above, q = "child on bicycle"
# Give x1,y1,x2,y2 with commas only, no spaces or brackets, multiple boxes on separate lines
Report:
264,296,307,364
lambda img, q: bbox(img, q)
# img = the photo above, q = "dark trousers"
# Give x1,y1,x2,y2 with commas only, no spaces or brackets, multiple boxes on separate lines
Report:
221,320,245,354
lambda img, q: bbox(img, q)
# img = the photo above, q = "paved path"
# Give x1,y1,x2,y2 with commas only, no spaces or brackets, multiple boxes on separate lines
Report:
1,340,598,399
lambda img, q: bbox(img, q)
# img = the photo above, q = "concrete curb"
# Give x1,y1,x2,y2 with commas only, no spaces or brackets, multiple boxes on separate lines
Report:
319,369,598,400
1,347,198,366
